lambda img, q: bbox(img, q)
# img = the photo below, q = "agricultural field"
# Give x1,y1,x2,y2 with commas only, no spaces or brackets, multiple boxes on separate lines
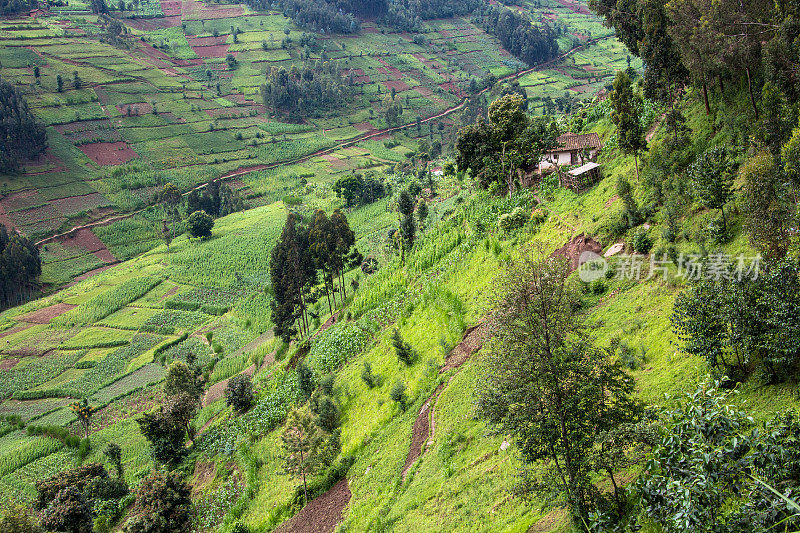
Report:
0,0,634,289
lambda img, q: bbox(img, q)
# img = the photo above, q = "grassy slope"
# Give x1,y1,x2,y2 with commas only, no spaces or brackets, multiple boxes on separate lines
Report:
230,91,800,533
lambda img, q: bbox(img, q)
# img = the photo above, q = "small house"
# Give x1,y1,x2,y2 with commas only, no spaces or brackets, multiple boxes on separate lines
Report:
539,132,602,171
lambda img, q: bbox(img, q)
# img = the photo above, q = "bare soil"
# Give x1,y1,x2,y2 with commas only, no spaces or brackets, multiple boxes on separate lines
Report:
441,321,489,373
275,479,351,533
78,141,138,166
403,382,445,479
18,303,77,324
550,234,603,272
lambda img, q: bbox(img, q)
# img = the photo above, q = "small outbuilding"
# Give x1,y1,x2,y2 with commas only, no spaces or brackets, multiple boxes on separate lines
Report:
539,132,602,171
560,161,601,191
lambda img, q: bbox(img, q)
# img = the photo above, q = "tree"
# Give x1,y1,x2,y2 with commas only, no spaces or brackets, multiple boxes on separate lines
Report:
56,74,63,93
416,199,428,227
41,487,93,533
310,390,340,432
476,244,641,527
35,463,107,510
225,374,254,414
70,399,96,439
280,407,329,505
391,329,415,365
333,173,363,208
361,361,376,388
609,70,646,180
397,190,416,259
0,224,42,310
688,146,734,232
186,210,214,240
137,393,198,464
123,470,192,533
164,361,203,399
158,183,181,251
741,152,796,259
104,443,124,479
296,361,315,400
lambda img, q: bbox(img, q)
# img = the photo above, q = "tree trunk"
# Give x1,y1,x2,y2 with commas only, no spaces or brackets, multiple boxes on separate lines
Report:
634,153,640,181
608,467,623,517
746,67,759,119
702,81,710,115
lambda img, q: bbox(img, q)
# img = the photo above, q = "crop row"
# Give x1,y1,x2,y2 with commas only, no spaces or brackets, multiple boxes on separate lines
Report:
53,276,164,328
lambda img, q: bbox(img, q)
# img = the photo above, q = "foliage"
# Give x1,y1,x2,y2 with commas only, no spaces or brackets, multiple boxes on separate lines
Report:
35,462,107,510
389,380,407,410
187,210,214,240
0,224,42,310
308,321,371,374
0,504,43,533
185,179,243,220
609,71,646,177
70,398,97,439
479,4,559,67
391,328,415,366
261,61,353,119
123,470,192,533
672,257,800,384
136,393,198,464
54,276,163,328
741,152,796,260
41,486,93,533
164,361,203,399
476,244,641,526
333,173,388,208
280,406,336,504
0,78,47,172
688,146,733,231
225,374,254,414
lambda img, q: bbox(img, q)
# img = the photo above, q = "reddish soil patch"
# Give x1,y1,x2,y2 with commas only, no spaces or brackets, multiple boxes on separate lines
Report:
161,285,179,300
275,479,350,533
192,44,230,59
18,303,77,324
117,102,153,115
0,324,32,339
0,357,19,370
353,121,375,132
63,228,106,253
0,202,15,231
21,148,66,175
312,311,340,340
442,322,489,373
161,0,181,16
94,249,117,263
439,81,466,98
604,195,619,208
415,86,434,97
79,142,138,166
555,0,592,14
126,16,181,30
92,387,164,433
551,234,603,272
383,80,410,92
203,363,256,406
192,461,217,497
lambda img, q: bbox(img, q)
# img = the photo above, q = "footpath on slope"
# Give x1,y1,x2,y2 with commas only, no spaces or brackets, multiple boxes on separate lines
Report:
403,321,491,479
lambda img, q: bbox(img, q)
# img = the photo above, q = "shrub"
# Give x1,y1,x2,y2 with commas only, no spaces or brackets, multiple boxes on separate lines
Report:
632,229,653,254
0,504,43,532
225,374,254,414
497,206,528,232
361,361,376,388
123,470,192,533
390,381,407,410
36,463,108,510
391,329,415,366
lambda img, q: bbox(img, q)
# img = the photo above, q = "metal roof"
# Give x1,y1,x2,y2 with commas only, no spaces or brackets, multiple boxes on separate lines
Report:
568,162,600,176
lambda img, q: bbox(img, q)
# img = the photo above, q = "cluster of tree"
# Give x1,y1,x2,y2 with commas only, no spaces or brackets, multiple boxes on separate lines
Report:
260,61,353,119
0,78,48,173
456,93,557,192
332,172,389,208
0,224,41,310
672,257,800,385
281,366,342,504
592,384,800,532
186,179,244,219
277,0,360,34
270,210,361,343
477,5,559,67
382,0,483,32
589,0,800,115
29,451,129,533
137,360,204,465
0,0,35,15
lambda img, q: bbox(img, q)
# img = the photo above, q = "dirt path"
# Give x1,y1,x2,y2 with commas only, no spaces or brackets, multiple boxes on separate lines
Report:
402,321,490,479
274,479,351,533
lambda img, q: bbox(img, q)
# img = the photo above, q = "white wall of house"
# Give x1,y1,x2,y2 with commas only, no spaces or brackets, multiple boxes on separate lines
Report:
539,148,597,170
